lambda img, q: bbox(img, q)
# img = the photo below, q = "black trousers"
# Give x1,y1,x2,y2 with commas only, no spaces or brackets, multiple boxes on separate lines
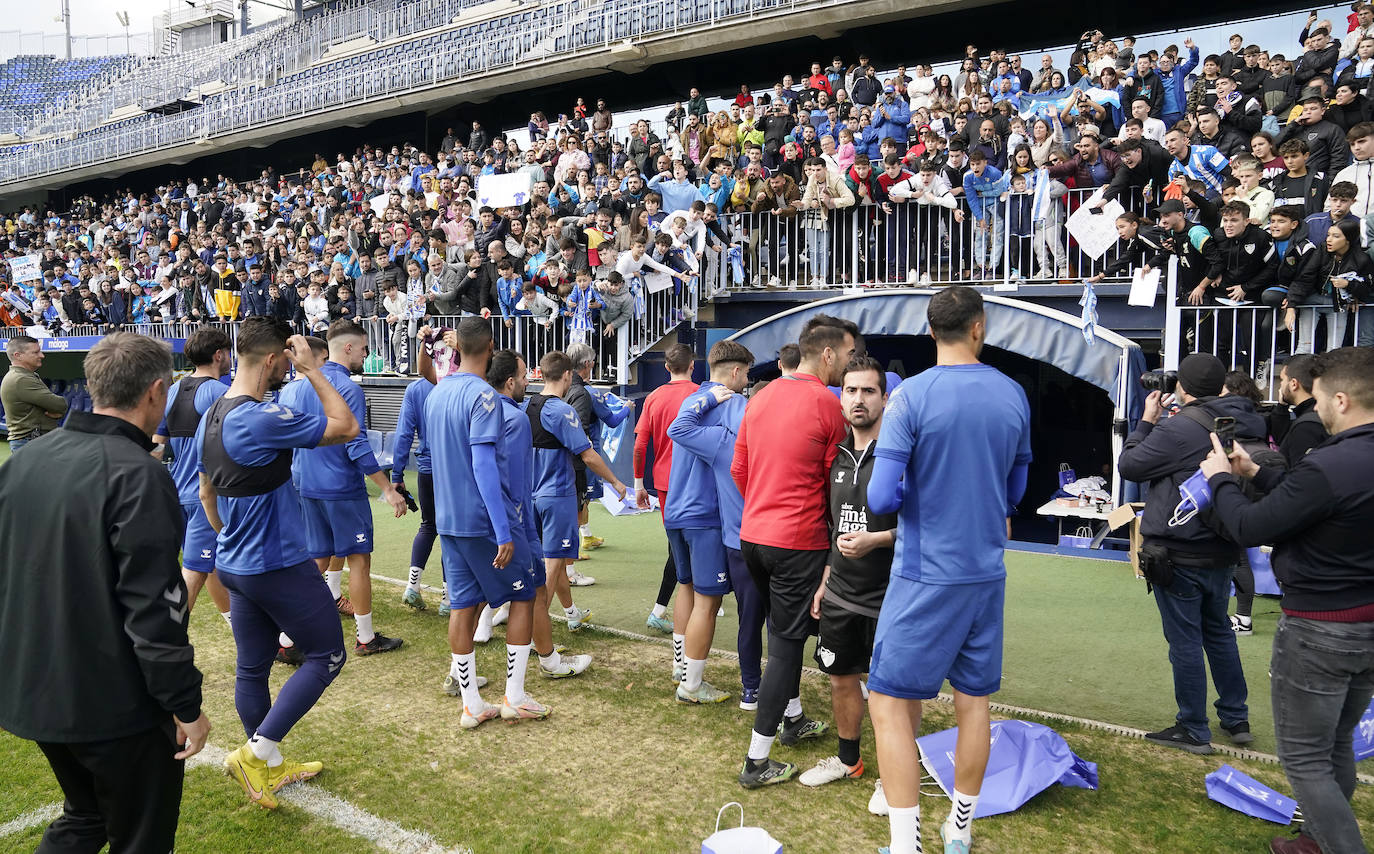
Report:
35,722,184,853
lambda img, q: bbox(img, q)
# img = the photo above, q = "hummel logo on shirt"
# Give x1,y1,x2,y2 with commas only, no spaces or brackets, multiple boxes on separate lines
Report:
355,532,367,543
201,549,212,559
512,580,525,591
561,538,572,549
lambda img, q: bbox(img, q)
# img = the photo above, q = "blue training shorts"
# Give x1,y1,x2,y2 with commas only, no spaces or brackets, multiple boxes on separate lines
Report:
440,534,537,611
666,527,731,596
300,496,373,559
534,493,579,559
181,502,217,573
868,576,1005,700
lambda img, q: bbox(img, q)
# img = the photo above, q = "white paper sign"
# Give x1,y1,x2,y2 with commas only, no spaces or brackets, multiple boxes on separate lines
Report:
1128,267,1161,307
644,270,673,294
9,254,41,282
476,172,533,209
1066,199,1125,260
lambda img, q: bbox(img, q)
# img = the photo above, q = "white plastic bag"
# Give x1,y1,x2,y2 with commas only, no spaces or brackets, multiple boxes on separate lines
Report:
701,803,782,854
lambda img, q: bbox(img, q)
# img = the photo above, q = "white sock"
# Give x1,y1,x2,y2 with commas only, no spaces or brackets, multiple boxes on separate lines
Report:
684,657,706,692
538,649,561,670
785,696,803,719
505,643,531,705
650,603,667,618
406,566,423,592
450,652,482,707
220,610,232,626
747,729,775,761
947,790,978,843
278,632,293,649
563,605,578,619
248,733,283,768
354,611,375,644
672,633,685,669
888,804,922,854
325,569,342,600
477,604,494,633
579,524,590,537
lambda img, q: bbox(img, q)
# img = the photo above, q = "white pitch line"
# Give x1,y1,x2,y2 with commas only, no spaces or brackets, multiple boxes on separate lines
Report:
0,804,62,838
2,744,469,854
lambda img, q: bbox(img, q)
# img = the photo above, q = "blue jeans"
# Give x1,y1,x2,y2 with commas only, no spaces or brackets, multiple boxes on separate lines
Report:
8,438,29,454
1152,562,1249,742
1271,615,1374,854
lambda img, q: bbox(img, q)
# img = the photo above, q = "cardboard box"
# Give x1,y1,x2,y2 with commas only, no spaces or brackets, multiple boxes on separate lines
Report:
1106,502,1146,579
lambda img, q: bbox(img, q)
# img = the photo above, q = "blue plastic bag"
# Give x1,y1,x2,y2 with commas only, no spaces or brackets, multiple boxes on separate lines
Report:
1247,547,1281,597
916,721,1098,818
1205,764,1297,824
1354,698,1374,762
728,246,745,285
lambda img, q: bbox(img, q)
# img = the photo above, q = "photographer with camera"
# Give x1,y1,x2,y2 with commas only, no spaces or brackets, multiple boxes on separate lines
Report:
1118,354,1281,755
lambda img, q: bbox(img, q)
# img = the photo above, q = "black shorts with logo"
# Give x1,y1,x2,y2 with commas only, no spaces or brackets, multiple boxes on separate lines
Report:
813,597,878,676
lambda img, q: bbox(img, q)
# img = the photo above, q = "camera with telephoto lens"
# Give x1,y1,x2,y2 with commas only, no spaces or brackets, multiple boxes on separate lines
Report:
1140,370,1178,394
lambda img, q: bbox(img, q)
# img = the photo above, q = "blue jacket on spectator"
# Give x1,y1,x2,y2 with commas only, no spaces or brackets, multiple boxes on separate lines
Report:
648,173,698,213
865,96,911,159
962,165,1011,221
1160,46,1200,117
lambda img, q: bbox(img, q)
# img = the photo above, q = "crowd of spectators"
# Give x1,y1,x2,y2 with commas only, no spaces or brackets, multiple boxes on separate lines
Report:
4,9,1374,363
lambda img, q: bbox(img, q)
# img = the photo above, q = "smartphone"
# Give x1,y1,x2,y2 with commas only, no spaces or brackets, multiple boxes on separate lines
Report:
1213,416,1237,453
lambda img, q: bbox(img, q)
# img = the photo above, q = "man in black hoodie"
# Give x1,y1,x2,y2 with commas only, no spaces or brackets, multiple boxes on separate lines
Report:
1278,95,1351,175
1102,138,1172,212
1118,353,1279,755
1276,354,1330,467
1199,347,1374,854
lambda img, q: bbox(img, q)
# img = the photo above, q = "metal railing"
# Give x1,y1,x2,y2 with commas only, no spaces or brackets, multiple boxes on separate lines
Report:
697,186,1145,290
1175,304,1373,398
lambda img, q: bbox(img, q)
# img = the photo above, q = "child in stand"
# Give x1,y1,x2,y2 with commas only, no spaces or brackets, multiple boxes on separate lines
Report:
837,127,857,173
1002,172,1035,279
381,281,413,373
564,267,603,346
303,282,330,332
495,258,523,328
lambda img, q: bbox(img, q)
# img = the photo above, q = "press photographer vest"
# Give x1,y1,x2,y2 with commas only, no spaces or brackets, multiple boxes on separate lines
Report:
201,395,293,497
163,376,215,438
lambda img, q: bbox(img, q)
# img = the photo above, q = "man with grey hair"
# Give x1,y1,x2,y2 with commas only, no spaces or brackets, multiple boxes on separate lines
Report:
1,335,68,453
0,332,210,852
562,341,633,577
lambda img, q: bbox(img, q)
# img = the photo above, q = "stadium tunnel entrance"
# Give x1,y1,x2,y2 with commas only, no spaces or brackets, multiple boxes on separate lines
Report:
725,291,1148,544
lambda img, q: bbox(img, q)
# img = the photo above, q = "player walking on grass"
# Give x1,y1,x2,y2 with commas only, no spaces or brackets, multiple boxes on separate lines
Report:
733,315,857,788
667,341,770,712
152,326,233,624
396,329,441,615
528,351,631,665
197,318,358,809
867,287,1030,854
800,356,896,790
662,342,755,704
279,321,409,657
426,319,547,726
634,344,699,636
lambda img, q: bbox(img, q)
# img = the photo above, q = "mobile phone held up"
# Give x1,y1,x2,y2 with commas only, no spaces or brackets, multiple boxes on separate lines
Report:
1213,416,1236,453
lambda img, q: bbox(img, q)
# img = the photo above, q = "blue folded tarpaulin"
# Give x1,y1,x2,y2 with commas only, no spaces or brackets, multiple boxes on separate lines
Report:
917,720,1098,818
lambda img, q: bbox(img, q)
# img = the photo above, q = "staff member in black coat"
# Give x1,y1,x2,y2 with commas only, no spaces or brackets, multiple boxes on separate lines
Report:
1199,346,1374,854
0,332,209,852
1276,354,1330,466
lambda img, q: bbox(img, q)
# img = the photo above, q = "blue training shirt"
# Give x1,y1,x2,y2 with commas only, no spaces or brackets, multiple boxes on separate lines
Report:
426,371,505,538
159,377,228,505
279,361,380,499
529,395,592,500
663,382,725,530
666,384,747,548
500,394,537,545
874,364,1031,585
392,378,433,478
195,399,327,574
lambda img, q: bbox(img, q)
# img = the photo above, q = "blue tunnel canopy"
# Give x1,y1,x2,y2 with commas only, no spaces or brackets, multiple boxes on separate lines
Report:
726,289,1146,412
